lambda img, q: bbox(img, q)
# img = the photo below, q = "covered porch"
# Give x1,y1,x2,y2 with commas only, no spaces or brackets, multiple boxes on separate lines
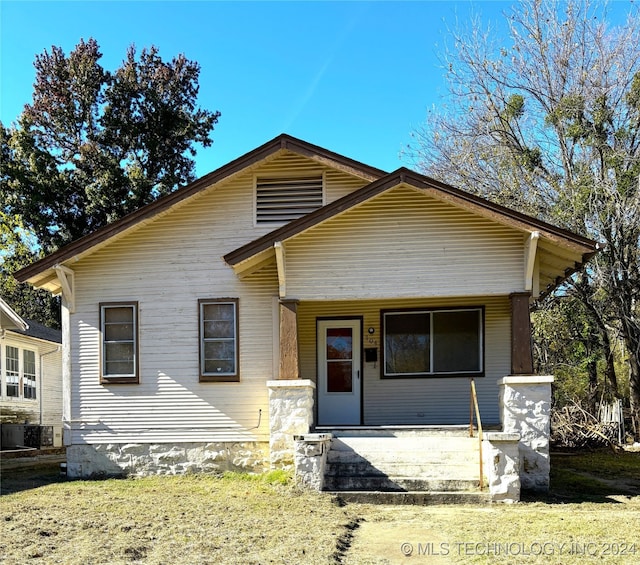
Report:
267,294,553,502
222,170,598,501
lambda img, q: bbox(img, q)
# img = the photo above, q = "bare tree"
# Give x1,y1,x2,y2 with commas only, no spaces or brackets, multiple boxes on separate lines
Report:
408,0,640,437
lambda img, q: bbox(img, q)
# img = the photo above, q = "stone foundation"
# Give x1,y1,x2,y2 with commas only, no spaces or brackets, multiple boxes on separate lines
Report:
267,380,315,469
498,375,554,492
65,442,269,479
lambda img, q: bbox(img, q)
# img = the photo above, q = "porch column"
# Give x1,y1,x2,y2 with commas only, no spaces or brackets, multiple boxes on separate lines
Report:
267,380,315,469
499,375,554,492
510,292,534,375
279,299,300,380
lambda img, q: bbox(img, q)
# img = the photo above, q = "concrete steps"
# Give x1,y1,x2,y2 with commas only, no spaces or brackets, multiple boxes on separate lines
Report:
330,491,492,505
322,429,486,499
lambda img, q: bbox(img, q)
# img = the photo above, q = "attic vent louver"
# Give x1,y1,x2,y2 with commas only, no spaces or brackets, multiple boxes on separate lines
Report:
256,176,323,224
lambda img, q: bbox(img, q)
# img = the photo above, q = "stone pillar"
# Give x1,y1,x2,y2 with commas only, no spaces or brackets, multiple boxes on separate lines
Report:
294,433,332,491
267,380,315,469
483,432,521,503
510,292,534,375
279,299,300,379
498,375,554,492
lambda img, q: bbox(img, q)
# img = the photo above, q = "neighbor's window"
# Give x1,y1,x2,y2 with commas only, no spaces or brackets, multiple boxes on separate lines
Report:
100,302,138,383
382,308,483,377
23,349,37,399
199,299,239,382
5,345,20,397
255,175,323,224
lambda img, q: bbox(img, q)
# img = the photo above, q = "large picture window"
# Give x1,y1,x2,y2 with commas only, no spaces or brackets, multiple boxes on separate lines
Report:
100,302,138,383
199,299,239,382
382,308,483,377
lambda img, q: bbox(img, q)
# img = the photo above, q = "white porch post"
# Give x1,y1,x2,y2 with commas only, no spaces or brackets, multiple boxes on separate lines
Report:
498,375,554,492
60,297,72,446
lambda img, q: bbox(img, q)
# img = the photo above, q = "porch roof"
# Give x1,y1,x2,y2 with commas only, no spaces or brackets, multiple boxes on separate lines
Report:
224,168,600,300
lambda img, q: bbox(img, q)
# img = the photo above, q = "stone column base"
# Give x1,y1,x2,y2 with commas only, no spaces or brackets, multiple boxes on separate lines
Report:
483,432,521,503
267,380,315,469
498,375,554,492
294,433,332,491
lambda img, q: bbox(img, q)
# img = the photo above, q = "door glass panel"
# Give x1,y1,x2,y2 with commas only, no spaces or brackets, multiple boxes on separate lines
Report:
326,328,352,359
327,361,353,393
326,328,353,392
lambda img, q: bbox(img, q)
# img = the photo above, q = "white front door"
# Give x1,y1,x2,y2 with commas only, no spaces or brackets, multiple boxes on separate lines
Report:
317,319,361,425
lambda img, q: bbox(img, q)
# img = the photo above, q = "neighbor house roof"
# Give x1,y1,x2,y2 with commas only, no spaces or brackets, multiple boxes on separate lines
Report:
14,319,62,344
0,297,28,331
14,134,386,291
0,298,60,343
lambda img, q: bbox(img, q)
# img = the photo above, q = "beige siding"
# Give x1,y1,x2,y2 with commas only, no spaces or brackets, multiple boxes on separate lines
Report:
298,296,510,425
67,153,368,444
284,185,526,300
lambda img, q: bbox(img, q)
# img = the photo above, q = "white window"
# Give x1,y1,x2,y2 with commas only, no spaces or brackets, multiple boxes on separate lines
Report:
100,302,138,383
199,299,239,382
23,350,37,399
382,308,483,377
255,175,323,224
2,345,37,399
5,345,20,397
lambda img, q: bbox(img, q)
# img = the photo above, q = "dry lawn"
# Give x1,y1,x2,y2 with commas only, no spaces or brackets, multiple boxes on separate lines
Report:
1,470,358,564
1,450,639,564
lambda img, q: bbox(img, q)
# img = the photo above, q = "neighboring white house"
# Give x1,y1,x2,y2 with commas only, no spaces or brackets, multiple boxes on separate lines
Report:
15,135,598,498
0,298,63,448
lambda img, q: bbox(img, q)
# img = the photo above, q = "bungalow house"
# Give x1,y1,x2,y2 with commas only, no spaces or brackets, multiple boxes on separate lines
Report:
1,298,63,448
15,135,598,501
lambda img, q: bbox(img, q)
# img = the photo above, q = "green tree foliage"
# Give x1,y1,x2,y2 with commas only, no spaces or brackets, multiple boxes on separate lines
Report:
1,38,220,325
408,0,640,437
0,212,60,328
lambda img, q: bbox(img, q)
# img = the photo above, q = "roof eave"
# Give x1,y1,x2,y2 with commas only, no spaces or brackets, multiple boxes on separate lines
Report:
224,167,600,267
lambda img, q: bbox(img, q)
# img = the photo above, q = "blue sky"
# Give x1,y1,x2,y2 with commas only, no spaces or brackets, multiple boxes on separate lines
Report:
0,1,633,176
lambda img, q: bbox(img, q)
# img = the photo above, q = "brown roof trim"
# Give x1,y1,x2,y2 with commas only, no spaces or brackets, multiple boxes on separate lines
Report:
15,134,387,283
224,167,599,266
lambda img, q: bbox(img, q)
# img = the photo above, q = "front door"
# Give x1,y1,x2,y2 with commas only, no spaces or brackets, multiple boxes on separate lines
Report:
317,319,361,425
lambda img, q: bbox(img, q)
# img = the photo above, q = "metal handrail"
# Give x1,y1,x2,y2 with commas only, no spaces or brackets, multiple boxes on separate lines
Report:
469,378,484,490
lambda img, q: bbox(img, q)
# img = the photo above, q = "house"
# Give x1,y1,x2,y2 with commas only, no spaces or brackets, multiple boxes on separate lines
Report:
1,298,63,448
15,135,598,500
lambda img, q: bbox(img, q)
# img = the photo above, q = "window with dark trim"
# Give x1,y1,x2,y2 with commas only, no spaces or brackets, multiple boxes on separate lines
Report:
199,299,239,382
382,308,483,377
100,302,139,383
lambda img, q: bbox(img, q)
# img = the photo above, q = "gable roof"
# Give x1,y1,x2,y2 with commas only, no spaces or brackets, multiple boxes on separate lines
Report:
14,135,599,301
224,168,599,299
14,134,386,290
